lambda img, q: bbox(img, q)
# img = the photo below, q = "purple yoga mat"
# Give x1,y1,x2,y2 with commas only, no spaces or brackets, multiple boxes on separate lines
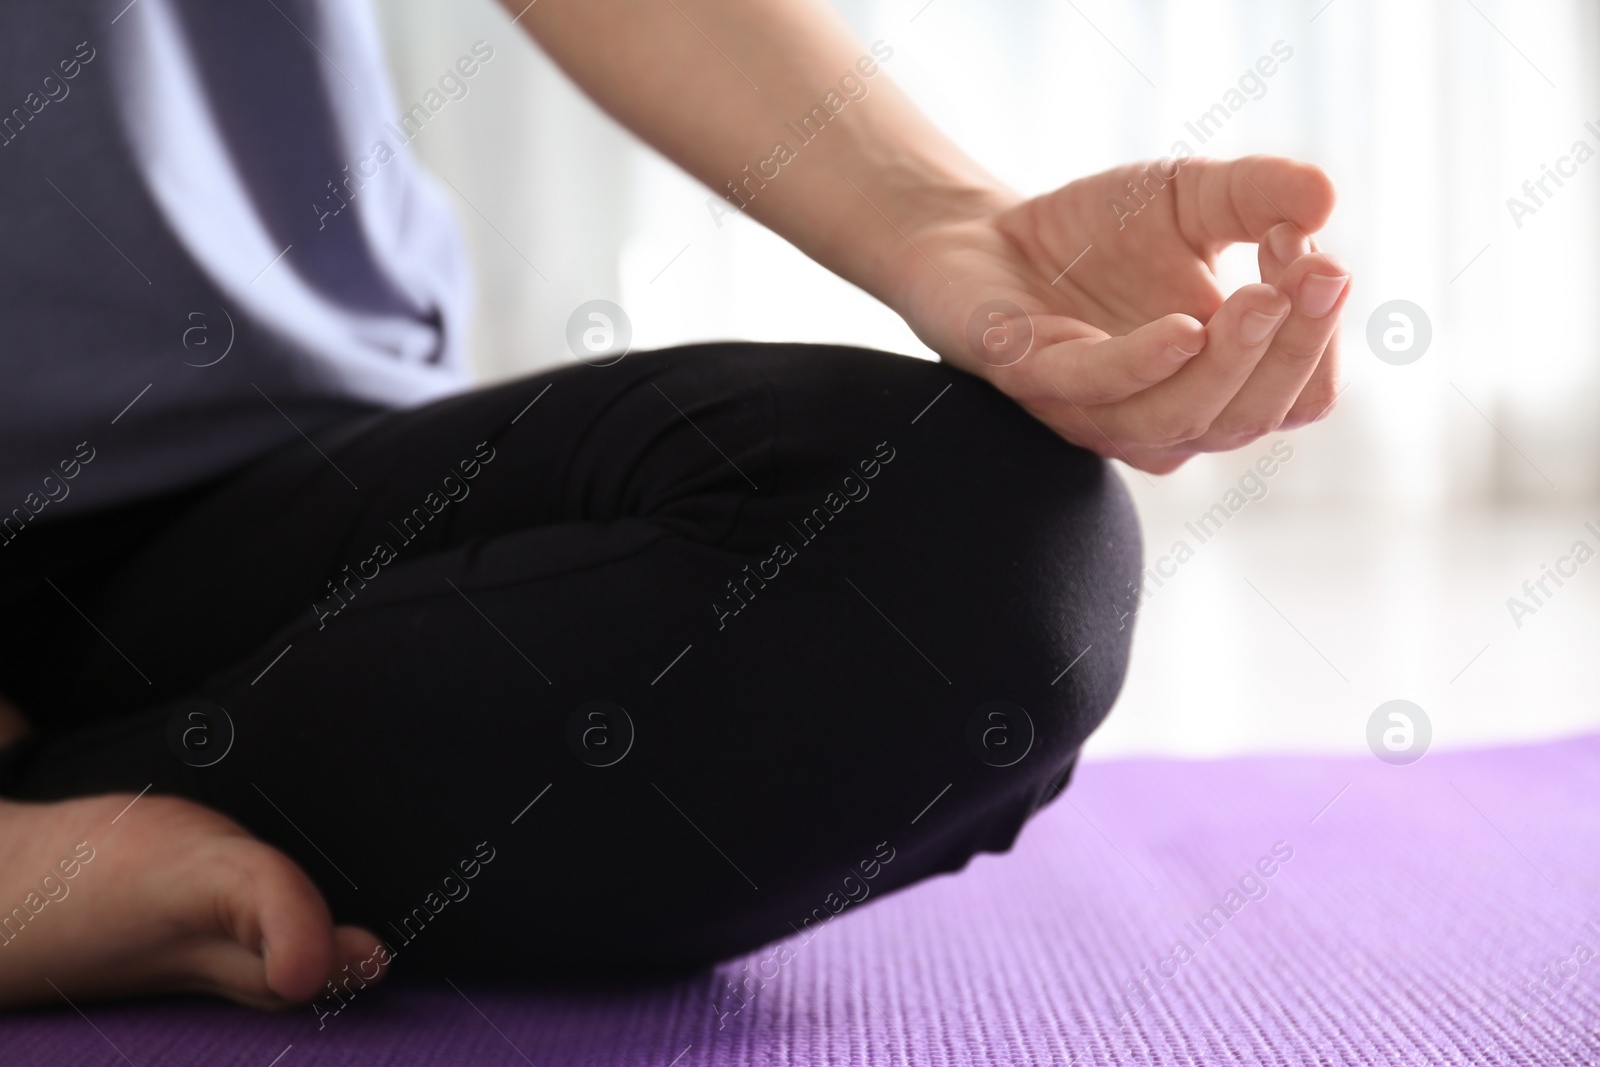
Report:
6,734,1600,1065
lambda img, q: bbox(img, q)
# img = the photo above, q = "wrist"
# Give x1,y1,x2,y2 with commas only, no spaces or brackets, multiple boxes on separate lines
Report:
872,178,1021,317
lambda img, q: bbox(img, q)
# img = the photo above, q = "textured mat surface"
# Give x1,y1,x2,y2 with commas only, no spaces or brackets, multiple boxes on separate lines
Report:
6,735,1600,1065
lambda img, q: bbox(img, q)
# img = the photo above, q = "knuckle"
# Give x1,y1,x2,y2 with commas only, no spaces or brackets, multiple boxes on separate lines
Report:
1147,413,1208,447
1129,364,1169,392
1307,383,1341,420
1210,417,1280,449
1284,384,1339,428
1273,336,1325,369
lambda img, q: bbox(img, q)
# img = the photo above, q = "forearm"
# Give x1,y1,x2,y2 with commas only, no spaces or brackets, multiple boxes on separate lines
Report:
501,0,1016,312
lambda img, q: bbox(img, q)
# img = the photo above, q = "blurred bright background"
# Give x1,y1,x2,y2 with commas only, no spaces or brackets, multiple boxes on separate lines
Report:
372,0,1600,760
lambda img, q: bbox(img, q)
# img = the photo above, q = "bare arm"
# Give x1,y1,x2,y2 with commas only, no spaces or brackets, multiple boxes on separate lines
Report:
498,1,1348,472
500,0,1014,313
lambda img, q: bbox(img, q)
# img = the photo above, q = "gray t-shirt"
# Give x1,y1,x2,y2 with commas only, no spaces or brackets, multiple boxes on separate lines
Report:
0,0,474,521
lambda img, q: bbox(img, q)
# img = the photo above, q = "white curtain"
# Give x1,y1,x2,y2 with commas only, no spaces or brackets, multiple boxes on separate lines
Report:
374,0,1600,514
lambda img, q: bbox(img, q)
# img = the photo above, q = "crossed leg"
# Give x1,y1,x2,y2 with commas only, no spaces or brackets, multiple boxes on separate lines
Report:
0,343,1140,1007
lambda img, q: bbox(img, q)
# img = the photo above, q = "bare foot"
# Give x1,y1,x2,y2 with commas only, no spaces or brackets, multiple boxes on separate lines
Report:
0,792,385,1010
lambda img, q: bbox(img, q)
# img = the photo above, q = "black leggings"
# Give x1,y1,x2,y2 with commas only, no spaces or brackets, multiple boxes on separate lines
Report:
0,343,1139,976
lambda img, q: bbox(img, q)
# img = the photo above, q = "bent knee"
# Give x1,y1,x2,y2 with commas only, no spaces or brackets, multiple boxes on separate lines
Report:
684,342,1142,752
860,357,1140,728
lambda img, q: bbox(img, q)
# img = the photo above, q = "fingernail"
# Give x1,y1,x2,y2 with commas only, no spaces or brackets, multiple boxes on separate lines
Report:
1299,273,1350,318
1165,342,1202,361
1268,226,1307,264
1240,307,1288,346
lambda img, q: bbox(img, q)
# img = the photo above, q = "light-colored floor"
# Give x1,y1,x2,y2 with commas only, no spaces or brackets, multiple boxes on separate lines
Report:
1085,498,1600,761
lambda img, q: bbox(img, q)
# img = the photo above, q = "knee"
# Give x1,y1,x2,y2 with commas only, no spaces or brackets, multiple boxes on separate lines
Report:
860,357,1142,754
685,342,1142,758
1023,457,1142,747
960,438,1140,775
891,407,1139,872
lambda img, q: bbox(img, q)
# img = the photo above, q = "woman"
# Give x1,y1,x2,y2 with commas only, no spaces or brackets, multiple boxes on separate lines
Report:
0,0,1347,1009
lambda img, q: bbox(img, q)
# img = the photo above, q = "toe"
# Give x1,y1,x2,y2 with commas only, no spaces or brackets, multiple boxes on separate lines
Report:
334,925,389,985
207,838,338,1003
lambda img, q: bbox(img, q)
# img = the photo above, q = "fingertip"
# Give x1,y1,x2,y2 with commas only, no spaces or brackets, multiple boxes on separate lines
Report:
1276,251,1352,318
1310,251,1353,281
1263,222,1309,268
1243,155,1338,234
1298,160,1338,220
1229,283,1292,317
1277,248,1351,280
1273,155,1337,215
1154,312,1205,354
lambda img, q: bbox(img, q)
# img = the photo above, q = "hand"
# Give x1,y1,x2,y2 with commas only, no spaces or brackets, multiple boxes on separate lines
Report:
890,155,1349,473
